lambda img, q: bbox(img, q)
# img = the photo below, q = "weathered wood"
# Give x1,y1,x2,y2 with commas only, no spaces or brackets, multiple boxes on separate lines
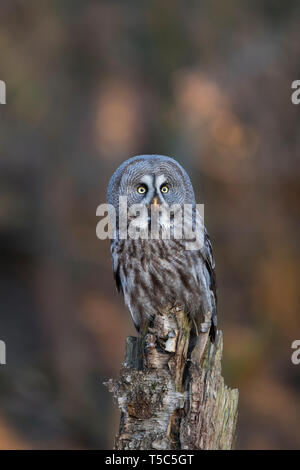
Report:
105,306,238,450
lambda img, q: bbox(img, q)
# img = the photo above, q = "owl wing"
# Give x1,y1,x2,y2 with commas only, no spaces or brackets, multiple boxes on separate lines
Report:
110,239,142,331
110,240,123,293
201,227,217,342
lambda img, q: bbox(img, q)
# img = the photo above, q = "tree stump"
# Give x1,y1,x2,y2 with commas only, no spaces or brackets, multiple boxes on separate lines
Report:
105,306,238,450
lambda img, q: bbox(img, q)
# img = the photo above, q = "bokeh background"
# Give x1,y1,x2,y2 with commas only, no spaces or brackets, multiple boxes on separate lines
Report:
0,0,299,449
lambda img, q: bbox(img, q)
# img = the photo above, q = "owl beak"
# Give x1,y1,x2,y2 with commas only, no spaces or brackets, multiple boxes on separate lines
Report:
151,196,159,207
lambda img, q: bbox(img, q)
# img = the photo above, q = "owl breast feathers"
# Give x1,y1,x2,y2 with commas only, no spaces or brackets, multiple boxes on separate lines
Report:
107,155,217,342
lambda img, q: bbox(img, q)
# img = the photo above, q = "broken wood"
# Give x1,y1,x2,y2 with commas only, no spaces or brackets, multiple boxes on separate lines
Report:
105,306,238,450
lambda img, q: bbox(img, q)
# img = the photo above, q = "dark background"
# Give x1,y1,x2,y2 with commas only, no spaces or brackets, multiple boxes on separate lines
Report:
0,0,299,449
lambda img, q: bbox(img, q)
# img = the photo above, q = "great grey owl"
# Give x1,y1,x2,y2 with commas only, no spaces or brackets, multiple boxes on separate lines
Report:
106,155,217,341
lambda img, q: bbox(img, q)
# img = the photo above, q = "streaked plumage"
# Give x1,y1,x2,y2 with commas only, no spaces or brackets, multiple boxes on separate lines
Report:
107,155,217,341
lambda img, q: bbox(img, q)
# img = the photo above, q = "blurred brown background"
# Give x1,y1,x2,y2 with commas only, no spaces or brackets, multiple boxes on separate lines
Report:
0,0,299,449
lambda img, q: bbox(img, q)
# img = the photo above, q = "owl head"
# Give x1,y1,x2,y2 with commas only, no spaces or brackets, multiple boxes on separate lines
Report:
107,155,196,212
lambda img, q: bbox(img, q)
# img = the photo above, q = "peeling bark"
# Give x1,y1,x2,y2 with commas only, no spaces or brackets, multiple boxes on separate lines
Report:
105,306,238,450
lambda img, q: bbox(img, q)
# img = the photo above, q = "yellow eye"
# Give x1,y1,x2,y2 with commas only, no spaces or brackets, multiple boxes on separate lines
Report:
137,185,147,194
160,185,169,194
